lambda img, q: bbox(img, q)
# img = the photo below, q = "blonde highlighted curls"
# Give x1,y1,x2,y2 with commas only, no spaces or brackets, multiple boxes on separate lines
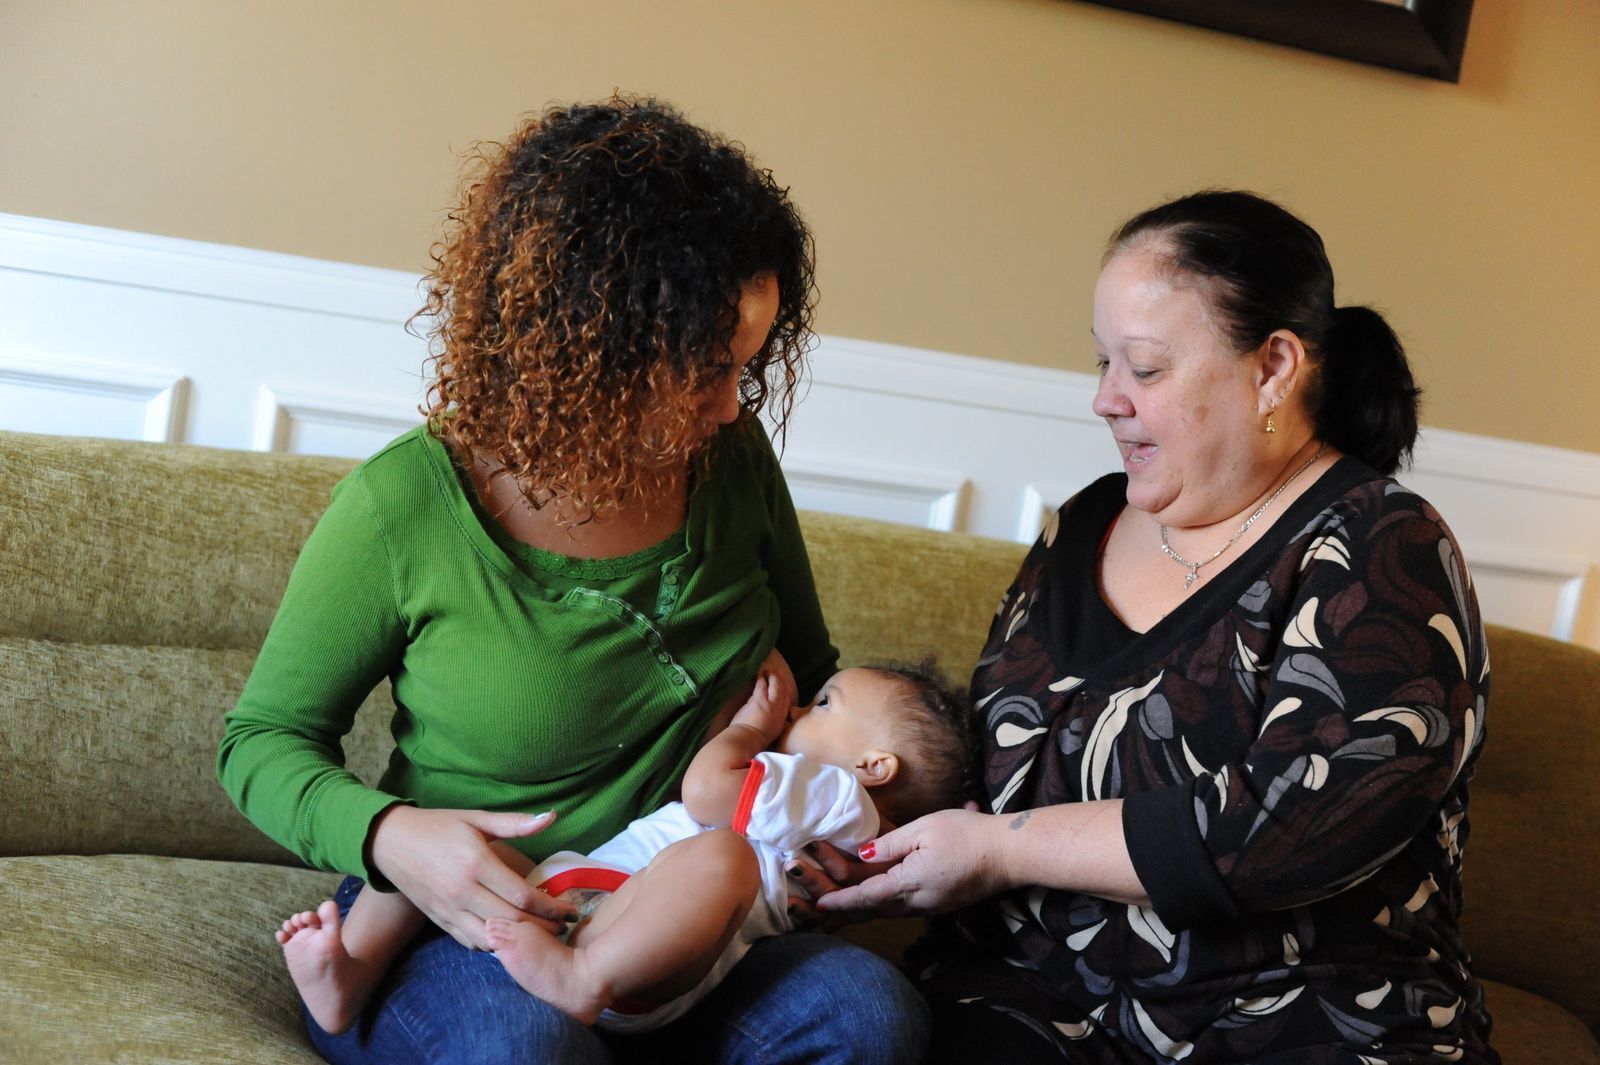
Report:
416,95,816,521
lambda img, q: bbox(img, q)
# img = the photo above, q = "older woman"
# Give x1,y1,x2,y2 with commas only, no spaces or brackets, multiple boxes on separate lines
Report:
818,191,1496,1064
219,97,928,1065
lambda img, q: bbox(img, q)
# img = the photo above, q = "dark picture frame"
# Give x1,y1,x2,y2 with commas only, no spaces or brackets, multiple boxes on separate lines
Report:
1076,0,1475,82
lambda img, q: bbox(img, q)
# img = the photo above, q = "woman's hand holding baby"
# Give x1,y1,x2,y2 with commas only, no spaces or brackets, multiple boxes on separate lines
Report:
368,805,575,950
815,808,1011,918
813,800,1147,917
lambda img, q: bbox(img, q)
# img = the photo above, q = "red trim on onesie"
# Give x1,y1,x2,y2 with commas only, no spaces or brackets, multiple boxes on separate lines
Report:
534,865,648,1015
731,760,766,836
536,867,630,896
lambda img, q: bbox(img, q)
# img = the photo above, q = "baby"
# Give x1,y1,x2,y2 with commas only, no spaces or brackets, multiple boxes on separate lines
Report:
276,656,972,1033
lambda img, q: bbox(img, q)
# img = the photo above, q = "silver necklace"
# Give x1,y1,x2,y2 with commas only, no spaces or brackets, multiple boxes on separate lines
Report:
1159,443,1327,591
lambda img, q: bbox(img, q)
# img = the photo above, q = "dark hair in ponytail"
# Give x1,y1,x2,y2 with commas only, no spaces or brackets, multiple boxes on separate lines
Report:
1108,190,1421,474
1320,306,1420,476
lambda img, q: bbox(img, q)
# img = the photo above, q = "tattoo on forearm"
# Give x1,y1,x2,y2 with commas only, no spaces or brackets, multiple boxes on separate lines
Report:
1009,811,1033,831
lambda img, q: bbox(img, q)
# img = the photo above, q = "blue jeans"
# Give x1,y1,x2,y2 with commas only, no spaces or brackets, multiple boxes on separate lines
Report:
309,877,930,1065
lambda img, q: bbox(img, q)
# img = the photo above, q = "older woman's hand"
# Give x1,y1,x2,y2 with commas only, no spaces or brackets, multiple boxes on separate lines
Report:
368,805,575,949
812,808,1012,918
779,840,885,929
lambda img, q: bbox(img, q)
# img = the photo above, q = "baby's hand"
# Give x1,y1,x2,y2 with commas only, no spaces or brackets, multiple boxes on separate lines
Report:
702,649,795,746
757,647,798,719
729,657,794,746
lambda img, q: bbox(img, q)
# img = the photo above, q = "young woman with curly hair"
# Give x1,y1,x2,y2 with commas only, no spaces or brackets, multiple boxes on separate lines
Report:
220,96,929,1065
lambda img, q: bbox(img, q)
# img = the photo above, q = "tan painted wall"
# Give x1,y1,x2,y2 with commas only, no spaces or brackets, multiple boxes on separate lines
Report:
4,0,1597,454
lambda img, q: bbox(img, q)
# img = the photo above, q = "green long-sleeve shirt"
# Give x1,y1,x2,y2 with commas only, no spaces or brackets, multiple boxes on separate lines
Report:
217,421,838,881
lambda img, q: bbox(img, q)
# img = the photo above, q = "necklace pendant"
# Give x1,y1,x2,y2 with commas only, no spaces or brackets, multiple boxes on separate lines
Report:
1156,442,1327,595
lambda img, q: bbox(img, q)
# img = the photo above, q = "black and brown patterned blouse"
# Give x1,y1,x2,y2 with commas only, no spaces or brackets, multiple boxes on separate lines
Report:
918,459,1498,1064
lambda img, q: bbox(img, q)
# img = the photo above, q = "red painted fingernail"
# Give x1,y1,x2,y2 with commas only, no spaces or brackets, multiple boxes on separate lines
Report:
859,841,876,860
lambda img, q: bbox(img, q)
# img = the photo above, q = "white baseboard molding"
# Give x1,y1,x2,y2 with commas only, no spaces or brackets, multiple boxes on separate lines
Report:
4,211,1596,649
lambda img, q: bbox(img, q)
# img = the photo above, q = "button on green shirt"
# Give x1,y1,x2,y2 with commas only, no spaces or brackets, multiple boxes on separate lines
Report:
217,421,838,881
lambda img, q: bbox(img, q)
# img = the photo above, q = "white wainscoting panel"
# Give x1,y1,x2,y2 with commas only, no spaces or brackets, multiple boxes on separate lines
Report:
0,351,189,442
0,213,429,455
1018,481,1099,543
784,336,1121,546
4,211,1597,649
780,455,970,532
1405,429,1600,648
253,384,423,457
1459,547,1588,644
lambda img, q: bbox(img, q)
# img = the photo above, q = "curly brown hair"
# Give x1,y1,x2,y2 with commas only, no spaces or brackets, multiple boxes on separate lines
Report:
418,95,816,520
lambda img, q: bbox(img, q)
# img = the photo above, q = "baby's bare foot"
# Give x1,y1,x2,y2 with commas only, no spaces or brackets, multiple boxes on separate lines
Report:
484,916,606,1025
278,900,363,1035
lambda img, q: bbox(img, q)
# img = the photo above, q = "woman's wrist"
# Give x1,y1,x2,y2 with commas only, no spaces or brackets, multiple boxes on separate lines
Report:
364,801,412,890
989,800,1148,906
990,803,1089,894
992,808,1037,893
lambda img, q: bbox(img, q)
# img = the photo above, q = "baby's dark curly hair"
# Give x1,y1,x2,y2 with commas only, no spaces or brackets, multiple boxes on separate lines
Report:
418,95,816,521
868,658,981,824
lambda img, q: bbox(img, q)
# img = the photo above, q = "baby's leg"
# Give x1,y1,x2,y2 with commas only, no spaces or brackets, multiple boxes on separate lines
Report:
485,829,760,1025
277,885,428,1035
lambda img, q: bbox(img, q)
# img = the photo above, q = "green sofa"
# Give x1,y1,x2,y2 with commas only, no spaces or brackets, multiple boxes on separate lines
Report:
2,429,1595,1064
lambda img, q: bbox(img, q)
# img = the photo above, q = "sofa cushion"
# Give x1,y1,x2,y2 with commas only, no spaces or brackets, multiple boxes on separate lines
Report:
0,854,340,1063
1480,979,1600,1064
800,510,1026,681
0,430,355,651
1465,626,1600,1038
0,636,394,865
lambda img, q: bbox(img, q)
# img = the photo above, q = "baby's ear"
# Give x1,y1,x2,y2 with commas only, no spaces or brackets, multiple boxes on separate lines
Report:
856,749,900,788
